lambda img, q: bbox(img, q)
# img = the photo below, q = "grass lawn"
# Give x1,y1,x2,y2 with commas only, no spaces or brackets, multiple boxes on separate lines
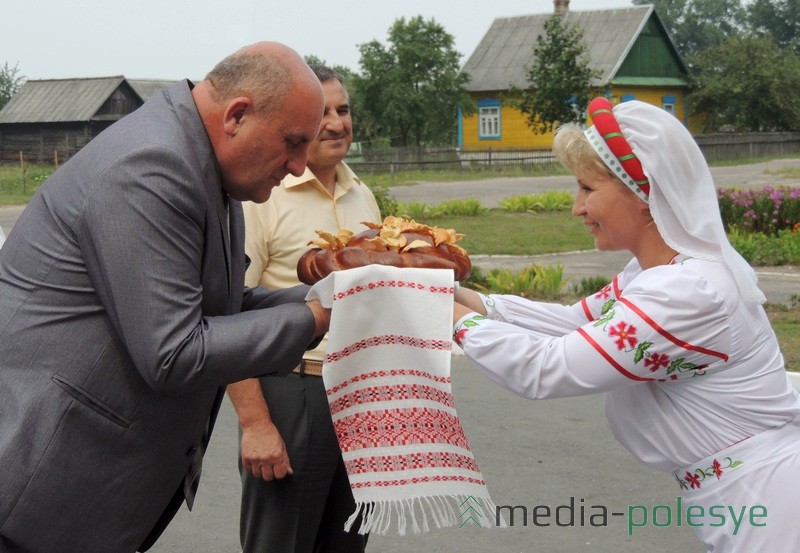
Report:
423,210,595,256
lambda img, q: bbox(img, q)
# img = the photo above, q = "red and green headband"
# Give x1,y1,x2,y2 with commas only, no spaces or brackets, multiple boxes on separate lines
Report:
584,97,650,203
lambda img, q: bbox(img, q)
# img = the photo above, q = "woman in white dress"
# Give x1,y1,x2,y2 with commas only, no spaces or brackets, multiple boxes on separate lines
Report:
452,98,800,552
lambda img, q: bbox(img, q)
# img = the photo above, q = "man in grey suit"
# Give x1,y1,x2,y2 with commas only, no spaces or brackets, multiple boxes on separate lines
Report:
0,41,329,553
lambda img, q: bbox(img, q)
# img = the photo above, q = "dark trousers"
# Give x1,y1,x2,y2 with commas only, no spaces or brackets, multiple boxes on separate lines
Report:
239,373,367,553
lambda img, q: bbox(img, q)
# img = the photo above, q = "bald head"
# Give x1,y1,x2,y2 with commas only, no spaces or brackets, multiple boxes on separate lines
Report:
204,41,319,115
193,41,324,203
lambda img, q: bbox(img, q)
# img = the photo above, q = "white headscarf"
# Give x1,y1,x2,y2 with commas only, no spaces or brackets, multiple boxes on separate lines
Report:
606,100,765,304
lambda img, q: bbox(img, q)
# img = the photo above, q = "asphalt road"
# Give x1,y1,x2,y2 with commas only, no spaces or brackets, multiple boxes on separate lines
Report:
389,158,800,208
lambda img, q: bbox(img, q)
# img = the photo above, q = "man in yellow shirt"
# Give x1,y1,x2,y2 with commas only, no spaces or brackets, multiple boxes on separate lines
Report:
229,65,379,553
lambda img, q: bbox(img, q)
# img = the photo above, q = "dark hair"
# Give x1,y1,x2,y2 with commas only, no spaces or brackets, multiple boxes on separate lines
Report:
307,64,348,99
205,52,292,115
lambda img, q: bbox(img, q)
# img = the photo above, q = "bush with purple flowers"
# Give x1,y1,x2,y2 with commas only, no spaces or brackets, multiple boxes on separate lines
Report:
718,186,800,265
718,186,800,235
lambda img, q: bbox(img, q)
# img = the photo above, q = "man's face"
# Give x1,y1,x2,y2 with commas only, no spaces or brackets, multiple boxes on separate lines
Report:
219,81,323,203
306,79,353,171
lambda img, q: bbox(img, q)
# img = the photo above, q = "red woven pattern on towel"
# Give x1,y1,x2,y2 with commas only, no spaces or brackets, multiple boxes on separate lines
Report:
345,451,481,475
333,279,455,301
325,335,451,363
329,383,456,415
327,369,451,395
351,475,487,489
335,407,472,451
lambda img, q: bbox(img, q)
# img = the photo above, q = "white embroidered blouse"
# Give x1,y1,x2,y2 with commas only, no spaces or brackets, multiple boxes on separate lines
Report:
454,255,800,472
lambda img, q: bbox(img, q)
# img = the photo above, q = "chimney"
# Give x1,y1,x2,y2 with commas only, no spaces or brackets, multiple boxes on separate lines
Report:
554,0,569,15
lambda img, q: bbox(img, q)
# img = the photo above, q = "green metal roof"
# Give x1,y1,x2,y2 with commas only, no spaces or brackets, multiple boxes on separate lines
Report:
610,77,689,86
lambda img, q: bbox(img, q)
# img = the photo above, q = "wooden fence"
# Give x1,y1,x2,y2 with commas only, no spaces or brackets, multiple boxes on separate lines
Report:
346,132,800,173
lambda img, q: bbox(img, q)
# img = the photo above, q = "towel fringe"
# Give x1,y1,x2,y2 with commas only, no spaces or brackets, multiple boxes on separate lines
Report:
345,494,505,536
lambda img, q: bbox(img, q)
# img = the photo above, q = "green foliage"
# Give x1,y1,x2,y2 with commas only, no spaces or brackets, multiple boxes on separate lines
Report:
571,275,612,297
512,16,599,134
727,228,800,266
635,0,746,66
460,265,489,289
397,198,487,219
747,0,800,54
355,16,474,147
478,263,571,299
0,61,25,110
498,190,573,213
0,163,51,204
690,34,800,132
396,201,432,220
367,184,398,218
435,198,486,216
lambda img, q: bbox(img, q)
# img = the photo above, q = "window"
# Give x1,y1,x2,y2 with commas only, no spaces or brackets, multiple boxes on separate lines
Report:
477,98,501,140
662,94,676,115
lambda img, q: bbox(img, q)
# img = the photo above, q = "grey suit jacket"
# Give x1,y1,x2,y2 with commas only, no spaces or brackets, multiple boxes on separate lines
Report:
0,81,317,553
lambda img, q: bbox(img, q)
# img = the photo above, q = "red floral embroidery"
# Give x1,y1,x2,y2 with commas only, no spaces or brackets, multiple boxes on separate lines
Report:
454,328,468,346
675,457,742,490
712,459,723,479
608,321,638,350
644,353,670,372
594,285,612,300
684,471,702,489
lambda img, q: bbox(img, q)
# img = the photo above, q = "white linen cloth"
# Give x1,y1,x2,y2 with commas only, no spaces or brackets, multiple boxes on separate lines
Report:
307,264,501,535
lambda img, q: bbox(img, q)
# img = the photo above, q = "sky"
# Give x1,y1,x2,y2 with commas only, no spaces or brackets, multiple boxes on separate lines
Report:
2,0,635,82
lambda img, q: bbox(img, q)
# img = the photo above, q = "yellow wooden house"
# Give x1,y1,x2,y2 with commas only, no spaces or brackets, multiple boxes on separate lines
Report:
459,2,692,150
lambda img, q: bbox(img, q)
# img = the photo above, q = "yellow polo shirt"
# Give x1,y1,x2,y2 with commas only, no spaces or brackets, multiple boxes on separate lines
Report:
243,162,381,361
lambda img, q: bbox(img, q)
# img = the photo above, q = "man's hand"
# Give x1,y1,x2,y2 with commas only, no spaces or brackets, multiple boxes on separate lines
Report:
306,299,331,336
240,419,292,481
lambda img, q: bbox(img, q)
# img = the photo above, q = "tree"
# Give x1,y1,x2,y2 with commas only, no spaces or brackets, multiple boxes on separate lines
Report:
354,16,474,147
747,0,800,54
0,62,25,111
514,15,599,134
689,34,800,131
633,0,746,67
632,0,687,40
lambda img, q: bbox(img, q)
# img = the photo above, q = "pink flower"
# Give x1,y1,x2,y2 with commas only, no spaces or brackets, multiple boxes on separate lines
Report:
594,285,611,300
608,321,638,350
644,353,670,372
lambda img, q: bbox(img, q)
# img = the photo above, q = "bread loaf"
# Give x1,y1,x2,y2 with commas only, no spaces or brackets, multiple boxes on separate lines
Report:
296,216,472,284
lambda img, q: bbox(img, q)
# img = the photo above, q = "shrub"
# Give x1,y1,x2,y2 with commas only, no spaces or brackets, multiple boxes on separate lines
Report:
436,198,486,216
396,201,432,220
571,275,612,297
498,190,573,213
368,184,398,218
476,263,571,299
718,186,800,235
728,227,800,265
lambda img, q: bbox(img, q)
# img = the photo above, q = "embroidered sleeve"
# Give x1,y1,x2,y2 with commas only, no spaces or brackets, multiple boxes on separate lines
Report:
458,267,732,399
481,294,588,336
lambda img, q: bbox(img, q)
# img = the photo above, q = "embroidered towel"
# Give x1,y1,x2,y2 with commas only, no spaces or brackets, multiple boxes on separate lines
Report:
306,264,501,535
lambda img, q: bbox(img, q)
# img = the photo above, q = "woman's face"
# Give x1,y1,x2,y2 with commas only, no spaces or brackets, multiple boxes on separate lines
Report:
571,171,650,253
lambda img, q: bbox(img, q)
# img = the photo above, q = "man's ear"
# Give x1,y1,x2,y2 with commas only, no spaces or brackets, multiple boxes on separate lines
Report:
222,97,254,136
